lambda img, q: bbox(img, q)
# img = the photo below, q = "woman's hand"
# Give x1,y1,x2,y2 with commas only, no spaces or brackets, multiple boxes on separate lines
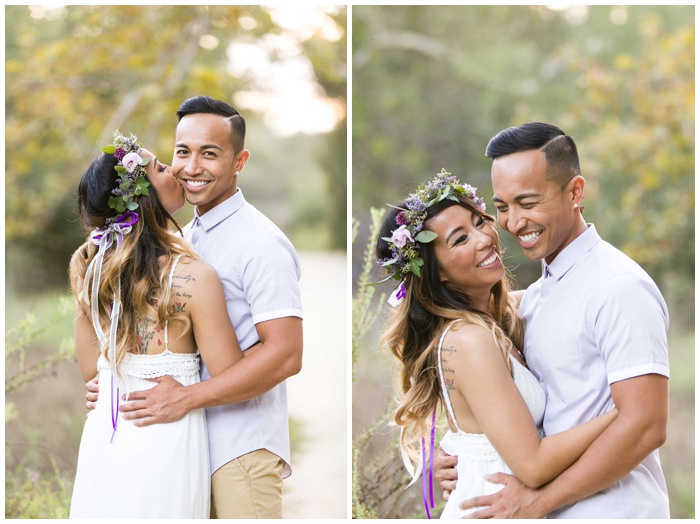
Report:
85,375,99,416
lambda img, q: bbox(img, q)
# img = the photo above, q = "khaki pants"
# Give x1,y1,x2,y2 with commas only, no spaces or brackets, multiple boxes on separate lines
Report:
210,448,285,519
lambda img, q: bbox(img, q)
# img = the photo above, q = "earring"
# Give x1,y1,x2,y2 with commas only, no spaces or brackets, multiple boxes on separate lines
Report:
573,203,579,209
236,171,240,175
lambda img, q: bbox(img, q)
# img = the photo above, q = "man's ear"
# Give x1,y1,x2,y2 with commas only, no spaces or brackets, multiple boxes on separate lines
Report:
235,149,250,173
569,175,585,207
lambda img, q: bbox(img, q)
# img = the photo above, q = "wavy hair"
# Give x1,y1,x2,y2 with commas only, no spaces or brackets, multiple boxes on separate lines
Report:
377,193,524,462
69,150,197,375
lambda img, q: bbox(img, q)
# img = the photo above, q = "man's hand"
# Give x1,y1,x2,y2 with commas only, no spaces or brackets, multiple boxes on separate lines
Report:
434,448,458,501
85,375,99,416
460,473,546,519
119,375,189,427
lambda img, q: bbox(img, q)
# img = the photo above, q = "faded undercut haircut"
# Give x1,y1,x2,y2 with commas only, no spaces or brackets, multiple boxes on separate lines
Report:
485,122,581,187
176,95,246,153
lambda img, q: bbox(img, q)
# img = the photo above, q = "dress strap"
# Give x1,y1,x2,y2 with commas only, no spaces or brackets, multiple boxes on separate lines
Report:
437,320,462,431
164,254,183,351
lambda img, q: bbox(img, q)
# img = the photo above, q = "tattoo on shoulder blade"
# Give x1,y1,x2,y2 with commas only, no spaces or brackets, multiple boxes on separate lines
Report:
136,318,157,354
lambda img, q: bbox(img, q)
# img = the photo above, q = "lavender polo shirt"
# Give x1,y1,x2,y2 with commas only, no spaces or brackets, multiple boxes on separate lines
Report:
519,224,670,518
183,189,303,477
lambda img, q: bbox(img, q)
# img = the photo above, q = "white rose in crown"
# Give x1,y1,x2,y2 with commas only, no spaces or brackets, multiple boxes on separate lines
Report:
391,225,413,248
121,152,143,173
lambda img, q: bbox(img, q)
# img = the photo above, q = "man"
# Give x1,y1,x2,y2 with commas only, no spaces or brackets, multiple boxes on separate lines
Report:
435,122,669,518
90,96,304,518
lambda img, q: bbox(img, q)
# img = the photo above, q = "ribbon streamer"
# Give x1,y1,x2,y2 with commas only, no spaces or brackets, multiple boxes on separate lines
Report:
81,212,138,443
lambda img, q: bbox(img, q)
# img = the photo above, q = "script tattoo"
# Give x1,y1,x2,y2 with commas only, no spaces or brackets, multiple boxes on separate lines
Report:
171,273,195,313
441,345,457,391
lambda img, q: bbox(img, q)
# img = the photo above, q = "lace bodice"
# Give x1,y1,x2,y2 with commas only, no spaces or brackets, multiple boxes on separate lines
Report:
437,320,546,459
97,351,200,379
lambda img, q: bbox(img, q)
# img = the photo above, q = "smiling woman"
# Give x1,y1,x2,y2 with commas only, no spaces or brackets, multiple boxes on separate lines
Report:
373,170,619,518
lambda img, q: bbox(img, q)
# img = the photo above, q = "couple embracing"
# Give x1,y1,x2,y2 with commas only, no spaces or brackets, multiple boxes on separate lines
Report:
69,96,303,518
379,123,669,519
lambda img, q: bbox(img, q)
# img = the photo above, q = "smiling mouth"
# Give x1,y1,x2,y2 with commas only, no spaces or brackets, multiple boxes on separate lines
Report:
518,230,543,244
477,250,500,268
183,180,210,188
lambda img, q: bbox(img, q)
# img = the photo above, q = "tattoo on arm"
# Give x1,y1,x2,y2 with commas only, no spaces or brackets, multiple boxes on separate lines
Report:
171,274,194,313
441,345,457,391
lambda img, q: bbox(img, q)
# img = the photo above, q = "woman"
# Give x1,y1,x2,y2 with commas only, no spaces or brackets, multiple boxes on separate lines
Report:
376,170,617,519
69,131,241,518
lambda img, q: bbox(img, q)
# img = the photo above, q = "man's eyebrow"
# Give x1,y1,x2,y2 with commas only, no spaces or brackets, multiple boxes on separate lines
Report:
492,192,541,203
174,142,223,151
153,157,158,168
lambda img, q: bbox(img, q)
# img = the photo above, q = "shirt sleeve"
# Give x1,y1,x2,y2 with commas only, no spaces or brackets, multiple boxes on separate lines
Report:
593,271,670,385
240,232,303,325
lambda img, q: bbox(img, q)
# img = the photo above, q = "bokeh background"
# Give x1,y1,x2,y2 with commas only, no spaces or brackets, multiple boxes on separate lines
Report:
5,5,346,518
351,5,694,519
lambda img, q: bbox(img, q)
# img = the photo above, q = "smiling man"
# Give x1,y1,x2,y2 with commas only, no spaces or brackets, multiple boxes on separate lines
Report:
436,122,670,519
119,96,304,519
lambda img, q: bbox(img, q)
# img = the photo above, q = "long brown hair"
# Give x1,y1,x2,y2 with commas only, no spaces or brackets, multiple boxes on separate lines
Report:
377,194,524,461
69,150,197,375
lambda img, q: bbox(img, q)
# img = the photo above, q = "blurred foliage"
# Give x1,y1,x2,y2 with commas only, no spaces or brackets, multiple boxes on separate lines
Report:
5,296,75,400
352,5,694,519
351,210,387,380
352,5,694,327
6,5,346,292
5,297,76,518
5,453,71,519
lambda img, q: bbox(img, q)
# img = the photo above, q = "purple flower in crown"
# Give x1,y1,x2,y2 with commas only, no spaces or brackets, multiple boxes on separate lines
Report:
406,196,426,212
117,211,140,226
113,148,127,161
395,211,409,226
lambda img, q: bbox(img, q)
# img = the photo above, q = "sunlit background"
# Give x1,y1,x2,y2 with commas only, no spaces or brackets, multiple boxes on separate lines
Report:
5,5,346,518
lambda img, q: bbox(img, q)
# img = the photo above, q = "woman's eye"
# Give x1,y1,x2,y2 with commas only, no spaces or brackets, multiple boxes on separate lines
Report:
475,217,485,227
454,234,468,246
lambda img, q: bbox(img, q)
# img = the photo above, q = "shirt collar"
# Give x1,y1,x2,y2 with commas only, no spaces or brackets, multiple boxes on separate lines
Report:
542,223,601,281
193,188,247,232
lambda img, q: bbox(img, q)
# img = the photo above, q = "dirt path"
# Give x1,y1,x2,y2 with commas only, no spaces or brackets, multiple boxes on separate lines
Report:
283,251,347,518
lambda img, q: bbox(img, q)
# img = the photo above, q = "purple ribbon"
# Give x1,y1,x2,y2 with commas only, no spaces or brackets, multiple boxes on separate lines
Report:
90,211,140,248
396,281,406,300
110,375,120,444
422,406,437,519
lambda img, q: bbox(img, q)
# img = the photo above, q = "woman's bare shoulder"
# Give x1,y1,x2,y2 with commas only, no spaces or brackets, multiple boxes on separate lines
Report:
170,257,221,296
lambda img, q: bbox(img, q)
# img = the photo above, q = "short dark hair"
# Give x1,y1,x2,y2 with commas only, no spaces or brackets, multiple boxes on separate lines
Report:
176,95,246,153
485,122,580,187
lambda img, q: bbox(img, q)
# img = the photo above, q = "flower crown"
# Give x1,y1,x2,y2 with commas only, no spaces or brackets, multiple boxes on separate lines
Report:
100,130,151,219
378,169,486,303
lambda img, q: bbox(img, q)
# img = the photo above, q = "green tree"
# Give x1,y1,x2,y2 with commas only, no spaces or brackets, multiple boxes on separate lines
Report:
6,5,346,291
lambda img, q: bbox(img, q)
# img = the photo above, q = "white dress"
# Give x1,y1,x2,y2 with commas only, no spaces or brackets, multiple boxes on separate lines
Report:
437,321,546,519
70,259,210,519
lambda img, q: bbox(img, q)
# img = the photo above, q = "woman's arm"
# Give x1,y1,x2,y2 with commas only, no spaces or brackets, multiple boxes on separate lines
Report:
186,261,243,376
445,325,617,489
75,304,101,382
